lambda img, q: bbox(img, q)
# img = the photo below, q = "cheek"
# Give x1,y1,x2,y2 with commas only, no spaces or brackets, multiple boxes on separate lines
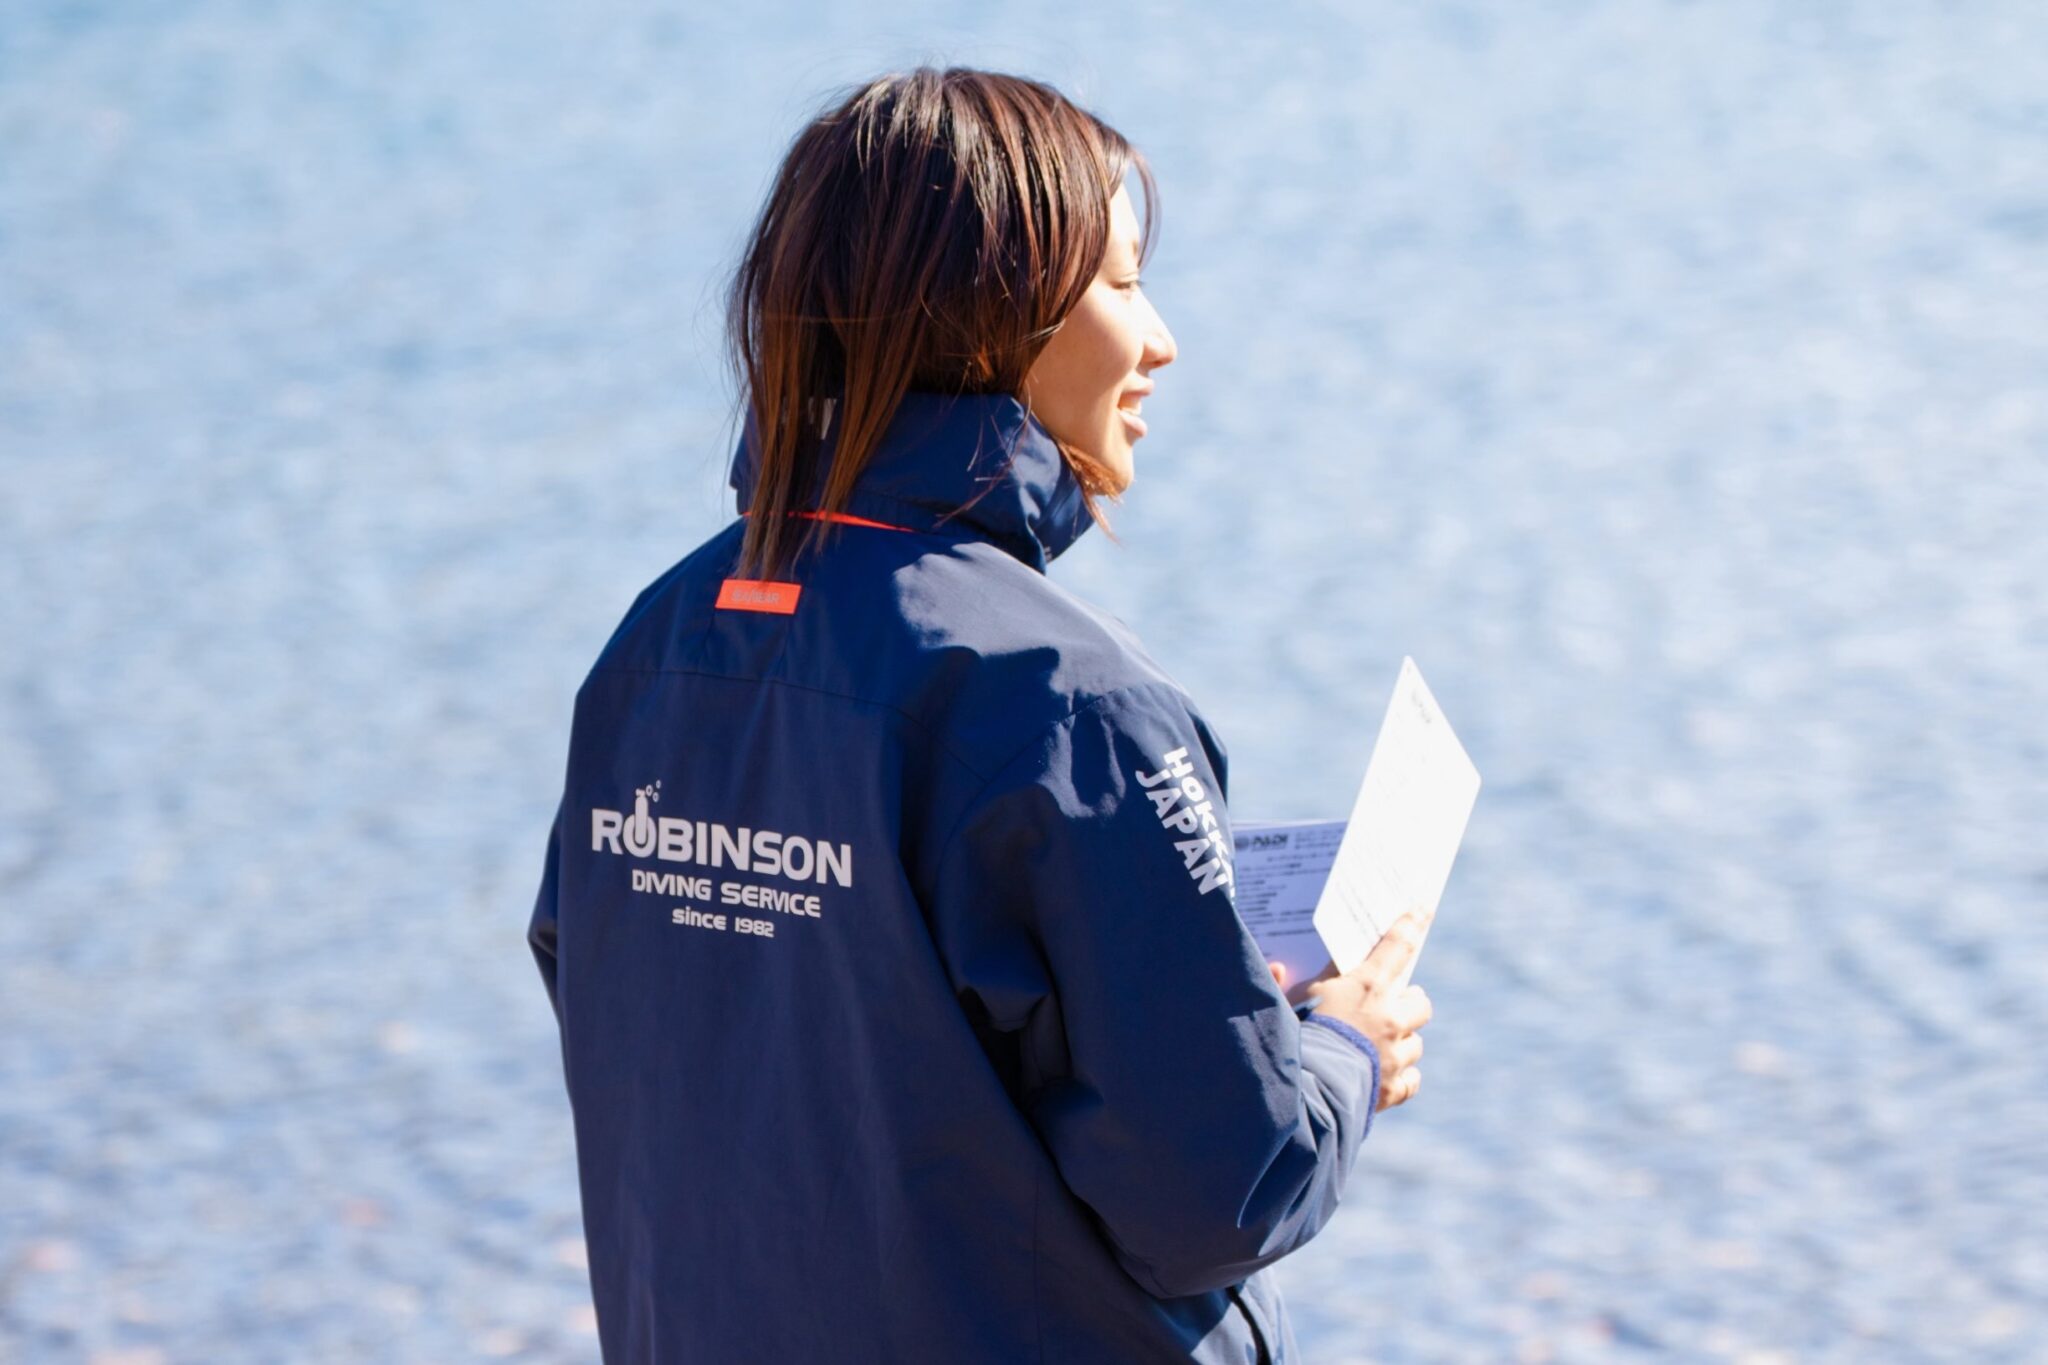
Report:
1065,297,1141,407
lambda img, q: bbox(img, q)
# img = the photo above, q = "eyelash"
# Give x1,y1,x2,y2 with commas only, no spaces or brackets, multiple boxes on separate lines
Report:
1118,277,1146,292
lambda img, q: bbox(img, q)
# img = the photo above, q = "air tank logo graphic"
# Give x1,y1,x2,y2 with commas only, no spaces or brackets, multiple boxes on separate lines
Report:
590,780,855,888
621,780,662,858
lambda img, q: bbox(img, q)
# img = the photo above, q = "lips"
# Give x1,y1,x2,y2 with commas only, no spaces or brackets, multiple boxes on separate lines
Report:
1116,384,1152,438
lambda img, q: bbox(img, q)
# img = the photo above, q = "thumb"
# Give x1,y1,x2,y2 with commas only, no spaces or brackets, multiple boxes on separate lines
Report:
1269,961,1288,989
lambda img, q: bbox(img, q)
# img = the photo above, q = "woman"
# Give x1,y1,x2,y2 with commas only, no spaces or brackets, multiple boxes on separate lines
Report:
527,66,1434,1364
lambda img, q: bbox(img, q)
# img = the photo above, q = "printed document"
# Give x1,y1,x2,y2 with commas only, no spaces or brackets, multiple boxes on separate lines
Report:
1229,819,1348,995
1233,657,1481,994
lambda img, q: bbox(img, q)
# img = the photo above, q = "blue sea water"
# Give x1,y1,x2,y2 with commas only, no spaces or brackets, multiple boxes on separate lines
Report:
2,2,2044,1360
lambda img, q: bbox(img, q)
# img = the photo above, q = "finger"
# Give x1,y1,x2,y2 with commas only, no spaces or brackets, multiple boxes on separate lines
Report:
1393,985,1434,1031
1379,1064,1420,1111
1383,1065,1419,1106
1269,961,1288,990
1384,1031,1422,1073
1362,907,1431,977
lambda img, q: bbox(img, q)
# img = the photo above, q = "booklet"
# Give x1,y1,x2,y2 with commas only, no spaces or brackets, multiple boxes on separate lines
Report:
1233,657,1481,995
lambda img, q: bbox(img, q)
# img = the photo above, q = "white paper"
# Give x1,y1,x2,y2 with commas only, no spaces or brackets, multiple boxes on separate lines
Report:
1229,819,1345,991
1312,656,1480,989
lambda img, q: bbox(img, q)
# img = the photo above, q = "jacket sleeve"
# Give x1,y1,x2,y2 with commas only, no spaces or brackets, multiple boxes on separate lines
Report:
527,795,565,1032
929,683,1383,1300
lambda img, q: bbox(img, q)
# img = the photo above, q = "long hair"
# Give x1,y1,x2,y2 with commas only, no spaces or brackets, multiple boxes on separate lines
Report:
723,66,1159,582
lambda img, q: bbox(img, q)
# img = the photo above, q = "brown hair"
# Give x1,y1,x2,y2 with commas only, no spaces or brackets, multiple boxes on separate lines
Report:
723,66,1158,582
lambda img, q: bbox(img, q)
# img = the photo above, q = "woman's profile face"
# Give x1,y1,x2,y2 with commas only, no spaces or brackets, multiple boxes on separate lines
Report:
1020,182,1177,494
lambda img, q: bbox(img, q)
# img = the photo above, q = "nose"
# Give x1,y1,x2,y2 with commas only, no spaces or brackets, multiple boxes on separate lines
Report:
1142,301,1177,372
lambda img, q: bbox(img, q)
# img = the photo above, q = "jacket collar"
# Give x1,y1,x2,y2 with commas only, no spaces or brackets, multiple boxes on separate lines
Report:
728,388,1094,572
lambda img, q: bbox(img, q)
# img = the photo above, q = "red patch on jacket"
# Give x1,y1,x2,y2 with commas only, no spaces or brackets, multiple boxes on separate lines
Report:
716,579,801,614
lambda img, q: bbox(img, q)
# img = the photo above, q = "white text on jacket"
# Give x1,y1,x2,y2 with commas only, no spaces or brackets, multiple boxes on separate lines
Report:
590,782,853,887
1135,747,1235,897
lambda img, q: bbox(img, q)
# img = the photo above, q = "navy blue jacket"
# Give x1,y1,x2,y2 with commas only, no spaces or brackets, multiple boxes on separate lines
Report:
527,389,1384,1363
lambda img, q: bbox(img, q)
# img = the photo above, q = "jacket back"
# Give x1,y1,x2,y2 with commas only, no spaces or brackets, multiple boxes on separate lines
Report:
527,390,1383,1363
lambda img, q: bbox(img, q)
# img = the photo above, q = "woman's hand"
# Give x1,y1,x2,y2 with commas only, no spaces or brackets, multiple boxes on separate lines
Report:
1272,958,1338,1007
1266,960,1343,1001
1277,904,1437,1112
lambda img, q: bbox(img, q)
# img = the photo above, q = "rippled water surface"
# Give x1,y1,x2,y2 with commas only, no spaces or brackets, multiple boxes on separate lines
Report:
3,3,2044,1361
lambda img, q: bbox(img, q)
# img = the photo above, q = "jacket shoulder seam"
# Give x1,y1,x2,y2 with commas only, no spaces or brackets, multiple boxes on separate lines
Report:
585,663,990,782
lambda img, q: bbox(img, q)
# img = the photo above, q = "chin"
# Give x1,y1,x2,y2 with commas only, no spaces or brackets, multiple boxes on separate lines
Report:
1099,449,1134,495
1099,431,1136,494
1068,426,1134,496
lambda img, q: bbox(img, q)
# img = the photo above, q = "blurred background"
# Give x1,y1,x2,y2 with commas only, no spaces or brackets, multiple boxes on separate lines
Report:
3,2,2044,1361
